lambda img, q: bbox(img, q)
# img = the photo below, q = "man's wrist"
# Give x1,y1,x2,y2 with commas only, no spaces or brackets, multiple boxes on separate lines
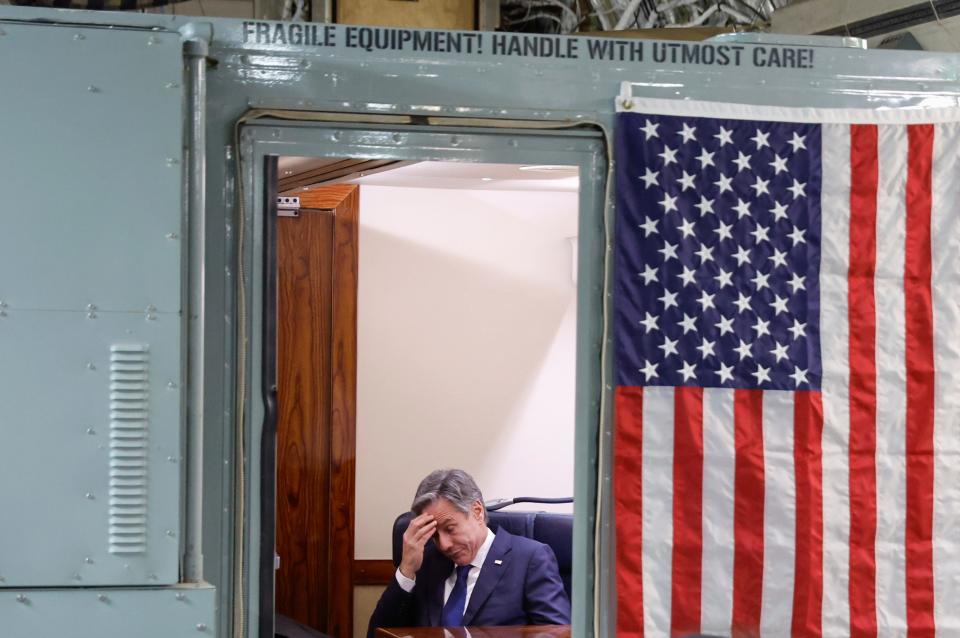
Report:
395,567,416,592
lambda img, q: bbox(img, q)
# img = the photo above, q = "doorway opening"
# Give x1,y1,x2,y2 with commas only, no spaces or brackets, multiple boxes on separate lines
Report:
270,157,582,638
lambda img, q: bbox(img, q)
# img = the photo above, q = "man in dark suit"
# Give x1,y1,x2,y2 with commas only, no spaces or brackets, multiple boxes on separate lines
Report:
367,469,570,637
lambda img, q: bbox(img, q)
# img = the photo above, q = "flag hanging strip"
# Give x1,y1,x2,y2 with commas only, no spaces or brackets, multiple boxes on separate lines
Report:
613,96,960,637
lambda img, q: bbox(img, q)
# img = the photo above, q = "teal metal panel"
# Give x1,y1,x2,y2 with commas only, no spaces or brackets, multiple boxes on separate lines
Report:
0,312,181,586
2,585,216,638
0,22,183,588
0,23,182,312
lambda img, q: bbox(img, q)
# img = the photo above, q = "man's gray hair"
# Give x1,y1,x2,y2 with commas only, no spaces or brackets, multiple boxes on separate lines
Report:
411,469,485,521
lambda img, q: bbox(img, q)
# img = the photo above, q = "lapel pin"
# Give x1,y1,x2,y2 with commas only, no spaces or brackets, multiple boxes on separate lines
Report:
494,559,502,565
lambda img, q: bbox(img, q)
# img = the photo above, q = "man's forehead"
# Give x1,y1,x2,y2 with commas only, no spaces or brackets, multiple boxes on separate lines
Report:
423,497,466,520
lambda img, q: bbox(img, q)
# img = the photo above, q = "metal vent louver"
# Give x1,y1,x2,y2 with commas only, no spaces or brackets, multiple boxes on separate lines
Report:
108,344,150,555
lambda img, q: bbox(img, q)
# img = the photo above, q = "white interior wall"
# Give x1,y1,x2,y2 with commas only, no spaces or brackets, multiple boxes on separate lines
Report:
354,184,579,559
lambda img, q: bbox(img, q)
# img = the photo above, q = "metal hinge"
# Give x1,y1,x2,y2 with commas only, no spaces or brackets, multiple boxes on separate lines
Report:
277,196,301,217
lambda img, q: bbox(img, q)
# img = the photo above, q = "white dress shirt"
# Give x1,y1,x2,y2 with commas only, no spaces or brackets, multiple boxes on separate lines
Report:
396,528,496,610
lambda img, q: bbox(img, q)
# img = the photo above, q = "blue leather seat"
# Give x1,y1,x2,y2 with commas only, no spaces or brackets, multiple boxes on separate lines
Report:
391,509,573,598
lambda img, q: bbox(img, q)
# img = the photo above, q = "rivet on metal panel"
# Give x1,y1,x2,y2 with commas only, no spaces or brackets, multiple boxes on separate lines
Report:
166,157,180,167
271,129,281,139
85,556,94,564
148,573,158,581
165,82,180,89
197,623,208,632
85,492,95,500
166,232,179,240
392,133,403,143
147,36,161,46
450,136,461,147
72,573,82,581
508,140,518,148
87,85,101,93
168,456,179,463
98,594,109,603
87,303,98,319
167,381,178,389
86,362,96,370
332,132,341,141
16,594,27,604
74,33,86,41
165,529,176,537
176,592,187,601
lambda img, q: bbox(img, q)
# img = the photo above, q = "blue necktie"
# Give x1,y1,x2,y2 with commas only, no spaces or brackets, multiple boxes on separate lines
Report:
440,564,472,626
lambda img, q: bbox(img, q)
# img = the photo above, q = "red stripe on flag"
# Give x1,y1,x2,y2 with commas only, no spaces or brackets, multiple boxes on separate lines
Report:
792,391,824,638
615,386,645,638
847,123,879,638
671,387,704,635
904,124,936,638
732,389,764,634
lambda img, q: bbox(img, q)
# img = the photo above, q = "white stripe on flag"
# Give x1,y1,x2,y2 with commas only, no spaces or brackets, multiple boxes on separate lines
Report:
760,390,797,638
819,122,852,636
873,124,909,636
931,121,960,634
642,386,675,637
699,388,735,635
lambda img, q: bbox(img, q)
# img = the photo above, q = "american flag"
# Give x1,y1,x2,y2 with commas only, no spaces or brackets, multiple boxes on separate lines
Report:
613,98,960,637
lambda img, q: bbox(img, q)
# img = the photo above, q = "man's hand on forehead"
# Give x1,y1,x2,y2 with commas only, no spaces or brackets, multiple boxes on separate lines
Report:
399,513,437,579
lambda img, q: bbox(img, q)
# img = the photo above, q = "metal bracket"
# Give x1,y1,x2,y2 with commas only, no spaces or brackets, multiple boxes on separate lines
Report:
277,196,301,217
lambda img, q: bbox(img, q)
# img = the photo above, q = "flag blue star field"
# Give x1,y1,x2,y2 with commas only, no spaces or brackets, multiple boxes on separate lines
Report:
614,111,822,391
611,97,960,638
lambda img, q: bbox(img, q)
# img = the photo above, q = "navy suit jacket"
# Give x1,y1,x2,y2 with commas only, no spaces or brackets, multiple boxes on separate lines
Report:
367,528,570,637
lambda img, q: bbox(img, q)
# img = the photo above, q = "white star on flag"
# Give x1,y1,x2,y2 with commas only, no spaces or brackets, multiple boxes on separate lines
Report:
640,119,659,139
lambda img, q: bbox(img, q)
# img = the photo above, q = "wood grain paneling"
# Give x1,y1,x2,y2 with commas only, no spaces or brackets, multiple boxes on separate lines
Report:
276,183,359,637
353,560,396,586
298,184,357,209
277,202,333,629
329,185,359,638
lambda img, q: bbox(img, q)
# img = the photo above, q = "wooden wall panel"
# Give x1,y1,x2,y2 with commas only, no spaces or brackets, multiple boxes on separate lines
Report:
275,183,359,637
328,187,360,638
276,208,334,629
353,560,396,586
